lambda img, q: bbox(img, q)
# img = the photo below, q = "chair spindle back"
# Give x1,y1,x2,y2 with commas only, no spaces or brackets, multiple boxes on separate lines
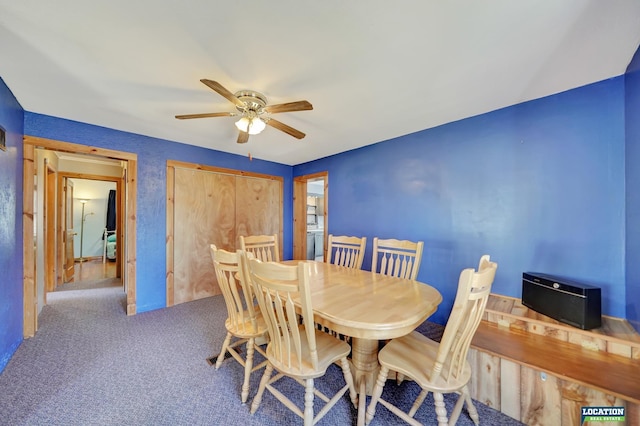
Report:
240,234,280,262
326,235,366,269
371,237,424,280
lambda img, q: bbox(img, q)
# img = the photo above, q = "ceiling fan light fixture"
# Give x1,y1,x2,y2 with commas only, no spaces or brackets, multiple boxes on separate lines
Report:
235,116,266,135
177,80,311,141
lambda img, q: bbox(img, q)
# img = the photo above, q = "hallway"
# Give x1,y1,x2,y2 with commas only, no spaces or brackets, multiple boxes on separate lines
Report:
54,259,120,293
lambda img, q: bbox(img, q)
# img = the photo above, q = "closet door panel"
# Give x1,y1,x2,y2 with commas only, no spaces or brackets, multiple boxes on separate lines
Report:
173,168,235,304
235,176,282,249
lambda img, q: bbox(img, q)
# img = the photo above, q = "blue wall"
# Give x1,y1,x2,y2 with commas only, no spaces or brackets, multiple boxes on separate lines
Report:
625,46,640,333
295,78,626,324
0,77,24,371
24,113,294,313
1,60,637,372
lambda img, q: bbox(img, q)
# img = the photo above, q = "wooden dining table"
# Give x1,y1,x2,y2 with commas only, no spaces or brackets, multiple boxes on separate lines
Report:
283,260,442,425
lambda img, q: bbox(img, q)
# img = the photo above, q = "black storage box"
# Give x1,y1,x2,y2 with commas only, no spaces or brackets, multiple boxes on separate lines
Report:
522,272,601,330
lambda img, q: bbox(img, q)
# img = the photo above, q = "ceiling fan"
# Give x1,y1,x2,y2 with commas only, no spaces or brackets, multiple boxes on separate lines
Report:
176,79,313,144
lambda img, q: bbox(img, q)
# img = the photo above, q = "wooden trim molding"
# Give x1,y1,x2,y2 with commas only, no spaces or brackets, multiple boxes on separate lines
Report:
166,160,284,182
23,143,36,337
124,161,137,315
165,165,175,307
25,136,137,160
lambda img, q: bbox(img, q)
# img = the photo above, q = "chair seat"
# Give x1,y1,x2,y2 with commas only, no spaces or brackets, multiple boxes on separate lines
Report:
225,312,268,339
379,331,472,393
267,326,352,379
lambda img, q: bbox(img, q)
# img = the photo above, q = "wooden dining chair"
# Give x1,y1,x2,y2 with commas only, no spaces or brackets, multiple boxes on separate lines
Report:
326,234,366,269
365,255,498,426
239,234,280,262
371,237,424,280
247,257,358,426
209,245,268,404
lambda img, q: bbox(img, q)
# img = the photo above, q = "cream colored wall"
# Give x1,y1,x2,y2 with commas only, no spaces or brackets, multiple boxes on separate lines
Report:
71,179,116,259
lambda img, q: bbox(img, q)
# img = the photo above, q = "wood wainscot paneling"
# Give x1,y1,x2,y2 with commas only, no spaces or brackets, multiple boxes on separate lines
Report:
467,347,639,425
467,349,501,411
467,293,640,426
519,365,562,425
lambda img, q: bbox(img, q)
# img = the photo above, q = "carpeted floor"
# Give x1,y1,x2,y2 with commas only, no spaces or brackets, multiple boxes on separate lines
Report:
0,281,523,425
54,277,122,292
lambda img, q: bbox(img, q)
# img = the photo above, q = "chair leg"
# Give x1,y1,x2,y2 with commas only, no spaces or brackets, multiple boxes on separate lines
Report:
433,392,448,426
339,357,358,407
462,386,480,425
215,332,233,369
448,391,466,425
365,365,390,425
241,338,255,404
407,389,429,417
250,363,273,415
304,378,314,426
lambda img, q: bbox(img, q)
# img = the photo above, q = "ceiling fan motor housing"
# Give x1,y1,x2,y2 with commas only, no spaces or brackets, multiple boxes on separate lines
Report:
234,90,267,114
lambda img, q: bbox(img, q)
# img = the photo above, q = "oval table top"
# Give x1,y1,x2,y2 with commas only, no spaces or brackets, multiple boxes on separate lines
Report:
284,260,443,340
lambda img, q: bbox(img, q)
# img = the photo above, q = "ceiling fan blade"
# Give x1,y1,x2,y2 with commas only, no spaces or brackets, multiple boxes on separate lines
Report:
175,112,233,120
264,100,313,114
266,118,306,139
237,131,249,144
200,79,245,108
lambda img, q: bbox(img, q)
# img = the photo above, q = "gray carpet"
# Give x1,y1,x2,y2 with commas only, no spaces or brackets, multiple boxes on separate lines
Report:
54,277,122,292
0,282,523,425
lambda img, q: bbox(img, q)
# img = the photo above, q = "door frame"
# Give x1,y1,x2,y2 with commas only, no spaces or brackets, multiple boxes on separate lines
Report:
23,135,138,338
293,172,328,260
44,159,56,298
57,173,124,279
61,176,75,283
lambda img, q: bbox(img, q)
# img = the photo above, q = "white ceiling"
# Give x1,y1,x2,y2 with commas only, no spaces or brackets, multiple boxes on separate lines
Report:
2,1,639,165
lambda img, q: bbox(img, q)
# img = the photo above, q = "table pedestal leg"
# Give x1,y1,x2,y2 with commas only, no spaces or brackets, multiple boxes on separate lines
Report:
351,338,380,426
351,337,380,395
357,378,366,426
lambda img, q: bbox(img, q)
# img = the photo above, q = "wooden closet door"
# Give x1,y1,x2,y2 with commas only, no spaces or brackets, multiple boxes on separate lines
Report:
235,175,282,247
173,168,235,304
168,161,283,307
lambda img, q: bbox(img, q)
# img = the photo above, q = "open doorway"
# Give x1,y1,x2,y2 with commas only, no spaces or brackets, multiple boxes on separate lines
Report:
293,172,327,261
306,180,325,261
60,177,120,271
23,136,138,338
62,177,119,281
39,158,123,306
